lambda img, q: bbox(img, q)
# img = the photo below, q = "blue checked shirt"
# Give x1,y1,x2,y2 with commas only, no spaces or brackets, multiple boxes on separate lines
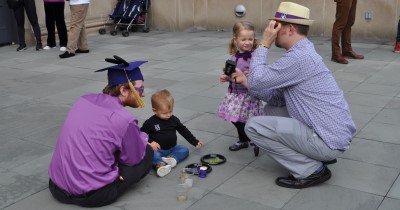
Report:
248,38,356,150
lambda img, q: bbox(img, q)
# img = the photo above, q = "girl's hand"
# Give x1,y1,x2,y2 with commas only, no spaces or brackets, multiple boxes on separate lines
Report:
228,68,248,88
149,141,161,151
220,73,228,83
243,69,249,77
196,140,204,148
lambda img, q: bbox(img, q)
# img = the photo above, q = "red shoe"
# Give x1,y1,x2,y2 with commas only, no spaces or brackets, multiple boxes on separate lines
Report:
393,41,400,53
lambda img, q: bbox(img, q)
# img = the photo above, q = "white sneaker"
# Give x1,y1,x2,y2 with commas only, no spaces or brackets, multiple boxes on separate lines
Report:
162,157,177,168
43,46,56,50
60,47,67,52
156,164,171,177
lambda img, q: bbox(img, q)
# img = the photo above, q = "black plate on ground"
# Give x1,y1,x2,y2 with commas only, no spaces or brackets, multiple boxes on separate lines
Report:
185,162,212,174
200,154,227,165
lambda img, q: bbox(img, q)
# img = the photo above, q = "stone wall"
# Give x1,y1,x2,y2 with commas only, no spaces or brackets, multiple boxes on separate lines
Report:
25,0,400,44
149,0,400,42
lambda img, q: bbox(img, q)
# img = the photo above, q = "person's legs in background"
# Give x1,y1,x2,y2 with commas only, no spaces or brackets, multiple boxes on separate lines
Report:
13,6,27,51
23,0,42,50
331,0,352,64
44,2,56,49
76,4,89,52
60,4,89,58
341,0,364,59
393,18,400,53
53,1,68,50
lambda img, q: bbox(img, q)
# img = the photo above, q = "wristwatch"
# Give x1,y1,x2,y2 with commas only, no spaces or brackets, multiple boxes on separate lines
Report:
258,43,269,49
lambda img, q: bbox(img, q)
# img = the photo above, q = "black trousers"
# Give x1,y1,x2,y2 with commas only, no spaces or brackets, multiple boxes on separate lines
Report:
44,2,68,47
13,0,41,45
397,19,400,42
232,122,250,142
49,145,154,207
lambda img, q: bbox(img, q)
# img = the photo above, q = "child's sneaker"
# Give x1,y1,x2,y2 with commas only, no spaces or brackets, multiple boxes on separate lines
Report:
156,162,171,177
162,156,177,168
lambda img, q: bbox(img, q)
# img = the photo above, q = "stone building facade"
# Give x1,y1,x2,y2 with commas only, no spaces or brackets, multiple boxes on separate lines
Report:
21,0,400,44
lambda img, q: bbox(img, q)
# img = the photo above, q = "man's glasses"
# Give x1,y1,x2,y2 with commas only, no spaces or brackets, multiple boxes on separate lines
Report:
134,86,144,96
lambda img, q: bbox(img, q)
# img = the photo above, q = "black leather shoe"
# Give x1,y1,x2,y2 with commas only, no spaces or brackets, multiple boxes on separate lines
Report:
16,44,27,51
75,49,90,53
276,166,331,189
250,142,259,156
36,42,43,51
229,141,249,151
322,159,337,165
59,51,75,59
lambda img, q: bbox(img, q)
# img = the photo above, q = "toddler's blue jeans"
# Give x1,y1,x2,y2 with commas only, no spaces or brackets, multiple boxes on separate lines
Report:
152,144,189,166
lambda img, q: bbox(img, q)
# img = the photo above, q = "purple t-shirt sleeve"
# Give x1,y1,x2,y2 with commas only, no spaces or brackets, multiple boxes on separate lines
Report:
118,119,148,166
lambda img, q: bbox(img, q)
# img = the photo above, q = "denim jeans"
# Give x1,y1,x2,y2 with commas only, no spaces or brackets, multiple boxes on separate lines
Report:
152,144,189,166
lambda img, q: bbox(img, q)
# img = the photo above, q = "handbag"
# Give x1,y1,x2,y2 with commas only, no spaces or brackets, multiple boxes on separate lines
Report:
6,0,23,9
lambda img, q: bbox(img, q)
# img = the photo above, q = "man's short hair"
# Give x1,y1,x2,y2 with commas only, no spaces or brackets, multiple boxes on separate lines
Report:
102,83,130,97
291,23,309,36
151,89,174,110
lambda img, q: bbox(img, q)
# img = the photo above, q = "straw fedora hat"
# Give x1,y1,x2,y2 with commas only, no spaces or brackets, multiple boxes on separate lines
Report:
270,2,314,26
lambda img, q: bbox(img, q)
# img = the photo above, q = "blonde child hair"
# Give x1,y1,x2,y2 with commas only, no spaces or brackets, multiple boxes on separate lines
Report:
151,89,174,110
228,21,259,55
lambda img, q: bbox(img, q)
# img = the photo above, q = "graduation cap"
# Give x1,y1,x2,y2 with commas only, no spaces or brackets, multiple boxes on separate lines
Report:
95,55,147,108
95,55,147,87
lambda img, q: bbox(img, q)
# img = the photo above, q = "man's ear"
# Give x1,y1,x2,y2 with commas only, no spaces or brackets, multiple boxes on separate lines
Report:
119,85,129,97
288,24,296,35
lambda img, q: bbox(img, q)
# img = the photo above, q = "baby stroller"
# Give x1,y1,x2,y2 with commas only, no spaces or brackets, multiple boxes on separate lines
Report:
99,0,150,37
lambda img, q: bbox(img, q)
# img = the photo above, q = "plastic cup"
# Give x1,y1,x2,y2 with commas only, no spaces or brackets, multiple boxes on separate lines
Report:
176,184,189,201
184,178,193,188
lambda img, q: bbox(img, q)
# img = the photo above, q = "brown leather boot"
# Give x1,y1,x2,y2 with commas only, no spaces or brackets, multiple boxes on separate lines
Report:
342,51,364,59
331,54,348,64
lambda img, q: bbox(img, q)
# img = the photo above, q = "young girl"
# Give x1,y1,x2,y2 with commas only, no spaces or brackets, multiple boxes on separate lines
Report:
216,21,264,154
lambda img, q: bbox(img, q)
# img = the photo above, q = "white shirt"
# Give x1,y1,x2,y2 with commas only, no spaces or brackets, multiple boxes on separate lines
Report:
69,0,90,5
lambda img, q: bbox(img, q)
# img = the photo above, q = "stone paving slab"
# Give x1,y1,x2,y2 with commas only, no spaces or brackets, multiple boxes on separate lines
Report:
1,30,399,210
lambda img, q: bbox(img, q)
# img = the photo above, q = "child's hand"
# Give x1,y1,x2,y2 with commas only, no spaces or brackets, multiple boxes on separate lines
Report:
230,68,248,88
196,140,204,148
243,69,249,77
149,141,161,151
220,73,228,83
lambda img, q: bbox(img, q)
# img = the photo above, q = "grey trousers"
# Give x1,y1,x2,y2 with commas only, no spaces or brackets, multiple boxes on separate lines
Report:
245,105,343,178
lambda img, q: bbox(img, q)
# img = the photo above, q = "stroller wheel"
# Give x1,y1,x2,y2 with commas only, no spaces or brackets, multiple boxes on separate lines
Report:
110,30,118,36
98,28,106,35
143,28,150,33
122,30,129,37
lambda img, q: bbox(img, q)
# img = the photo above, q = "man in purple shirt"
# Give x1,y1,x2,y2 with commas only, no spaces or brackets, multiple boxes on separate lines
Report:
228,2,356,189
48,56,153,207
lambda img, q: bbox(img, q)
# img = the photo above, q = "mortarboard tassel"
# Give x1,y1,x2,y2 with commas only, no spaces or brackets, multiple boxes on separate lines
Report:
128,79,145,108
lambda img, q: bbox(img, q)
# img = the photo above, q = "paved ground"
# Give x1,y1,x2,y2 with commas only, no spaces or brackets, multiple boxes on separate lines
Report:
0,29,400,210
